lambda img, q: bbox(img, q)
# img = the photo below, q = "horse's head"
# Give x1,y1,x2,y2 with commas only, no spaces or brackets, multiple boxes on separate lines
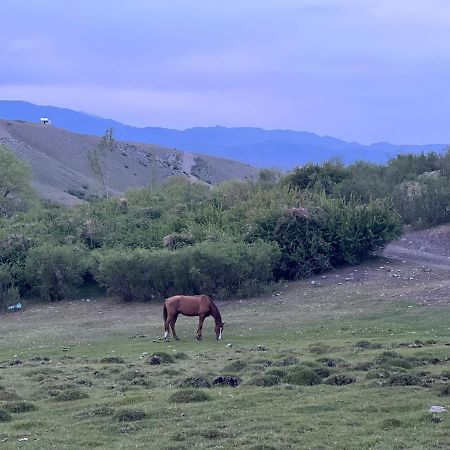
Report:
215,321,224,340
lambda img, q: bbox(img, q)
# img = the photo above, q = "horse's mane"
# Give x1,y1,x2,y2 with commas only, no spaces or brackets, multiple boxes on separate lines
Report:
208,297,222,324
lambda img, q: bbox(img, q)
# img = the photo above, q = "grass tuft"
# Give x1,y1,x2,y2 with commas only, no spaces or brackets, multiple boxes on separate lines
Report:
115,408,146,422
100,356,125,364
4,401,38,413
223,360,248,372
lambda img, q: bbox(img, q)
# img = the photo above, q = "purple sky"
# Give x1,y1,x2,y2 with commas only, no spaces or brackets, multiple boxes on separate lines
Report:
1,0,450,144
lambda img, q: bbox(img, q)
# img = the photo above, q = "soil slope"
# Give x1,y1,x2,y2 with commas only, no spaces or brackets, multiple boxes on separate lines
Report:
0,119,259,205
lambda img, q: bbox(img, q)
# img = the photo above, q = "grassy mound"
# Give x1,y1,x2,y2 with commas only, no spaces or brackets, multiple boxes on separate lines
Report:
115,408,146,422
0,409,12,422
223,360,248,372
4,401,37,413
283,367,322,386
325,374,356,386
388,373,421,386
100,356,125,364
168,389,211,403
178,375,211,389
248,375,280,387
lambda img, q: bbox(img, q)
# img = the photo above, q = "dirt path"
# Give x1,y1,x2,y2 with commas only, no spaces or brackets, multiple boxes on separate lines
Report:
383,224,450,271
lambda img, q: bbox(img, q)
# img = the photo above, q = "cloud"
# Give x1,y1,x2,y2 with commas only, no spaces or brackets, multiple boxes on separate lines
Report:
0,0,450,143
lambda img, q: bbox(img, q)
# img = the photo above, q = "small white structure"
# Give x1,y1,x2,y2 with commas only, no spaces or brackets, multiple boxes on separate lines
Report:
40,117,52,125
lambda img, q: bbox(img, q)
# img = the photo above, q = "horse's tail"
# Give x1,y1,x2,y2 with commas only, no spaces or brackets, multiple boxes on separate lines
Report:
163,303,168,322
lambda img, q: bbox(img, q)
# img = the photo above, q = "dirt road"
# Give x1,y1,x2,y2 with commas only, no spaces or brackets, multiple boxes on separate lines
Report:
383,224,450,271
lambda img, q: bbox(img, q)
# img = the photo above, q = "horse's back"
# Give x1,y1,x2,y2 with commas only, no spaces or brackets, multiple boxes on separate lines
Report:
165,294,212,316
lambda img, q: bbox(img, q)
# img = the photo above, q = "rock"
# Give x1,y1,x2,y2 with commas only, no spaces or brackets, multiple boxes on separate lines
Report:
226,343,233,348
255,345,266,351
430,405,447,413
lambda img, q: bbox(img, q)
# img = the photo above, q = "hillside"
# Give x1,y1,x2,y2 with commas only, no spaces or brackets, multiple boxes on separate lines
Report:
0,119,259,205
0,101,447,168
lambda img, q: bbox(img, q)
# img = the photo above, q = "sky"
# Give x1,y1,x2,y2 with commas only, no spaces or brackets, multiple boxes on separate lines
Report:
1,0,450,144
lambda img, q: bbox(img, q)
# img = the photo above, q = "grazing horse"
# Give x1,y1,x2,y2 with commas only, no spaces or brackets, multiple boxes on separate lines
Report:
163,295,224,341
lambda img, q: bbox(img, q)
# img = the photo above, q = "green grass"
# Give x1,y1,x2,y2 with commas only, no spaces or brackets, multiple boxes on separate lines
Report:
0,258,450,448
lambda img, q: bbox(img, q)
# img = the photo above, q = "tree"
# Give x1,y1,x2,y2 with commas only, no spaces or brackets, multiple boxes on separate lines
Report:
0,145,35,216
88,128,115,198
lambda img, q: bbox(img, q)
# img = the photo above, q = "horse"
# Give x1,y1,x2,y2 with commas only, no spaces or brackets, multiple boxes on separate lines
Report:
163,294,224,341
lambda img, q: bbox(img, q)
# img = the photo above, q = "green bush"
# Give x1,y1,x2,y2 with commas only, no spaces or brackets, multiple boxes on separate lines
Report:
25,245,86,301
248,194,401,279
95,240,280,301
0,265,20,309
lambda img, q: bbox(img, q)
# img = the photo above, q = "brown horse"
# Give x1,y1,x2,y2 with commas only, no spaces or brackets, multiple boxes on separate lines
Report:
163,295,224,341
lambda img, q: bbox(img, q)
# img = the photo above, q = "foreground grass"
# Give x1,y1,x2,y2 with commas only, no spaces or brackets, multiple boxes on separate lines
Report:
0,259,450,449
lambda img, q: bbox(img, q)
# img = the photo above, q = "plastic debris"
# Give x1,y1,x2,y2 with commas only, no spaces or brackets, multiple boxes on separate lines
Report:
430,406,447,413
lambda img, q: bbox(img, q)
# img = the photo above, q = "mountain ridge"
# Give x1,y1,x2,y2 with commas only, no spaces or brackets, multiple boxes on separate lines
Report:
1,100,447,168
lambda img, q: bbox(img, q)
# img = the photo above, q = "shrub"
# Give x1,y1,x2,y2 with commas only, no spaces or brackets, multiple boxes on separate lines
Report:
25,245,86,300
96,240,280,301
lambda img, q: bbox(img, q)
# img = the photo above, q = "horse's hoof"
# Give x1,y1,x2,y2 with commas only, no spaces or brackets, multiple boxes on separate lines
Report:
174,336,180,341
196,336,202,341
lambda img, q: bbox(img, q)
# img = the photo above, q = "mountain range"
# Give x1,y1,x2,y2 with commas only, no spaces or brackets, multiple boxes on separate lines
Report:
0,100,447,168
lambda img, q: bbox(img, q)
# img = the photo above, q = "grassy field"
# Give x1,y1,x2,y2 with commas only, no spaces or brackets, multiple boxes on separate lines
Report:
0,257,450,449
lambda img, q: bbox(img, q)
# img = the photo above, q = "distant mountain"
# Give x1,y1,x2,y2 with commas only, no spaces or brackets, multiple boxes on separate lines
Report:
0,100,447,168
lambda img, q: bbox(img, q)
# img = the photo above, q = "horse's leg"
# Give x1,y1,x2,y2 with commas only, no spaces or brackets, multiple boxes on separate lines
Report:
170,313,180,341
164,315,171,341
196,314,206,340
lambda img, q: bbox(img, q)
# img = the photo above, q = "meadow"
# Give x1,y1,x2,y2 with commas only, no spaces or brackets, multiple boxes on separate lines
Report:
0,257,449,449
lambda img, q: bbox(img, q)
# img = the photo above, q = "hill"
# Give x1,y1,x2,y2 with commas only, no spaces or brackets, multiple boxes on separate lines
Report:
0,100,447,168
0,119,259,205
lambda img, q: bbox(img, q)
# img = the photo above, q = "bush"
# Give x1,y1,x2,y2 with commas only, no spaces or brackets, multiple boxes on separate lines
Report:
248,194,401,279
25,245,86,300
96,240,280,301
0,265,21,309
